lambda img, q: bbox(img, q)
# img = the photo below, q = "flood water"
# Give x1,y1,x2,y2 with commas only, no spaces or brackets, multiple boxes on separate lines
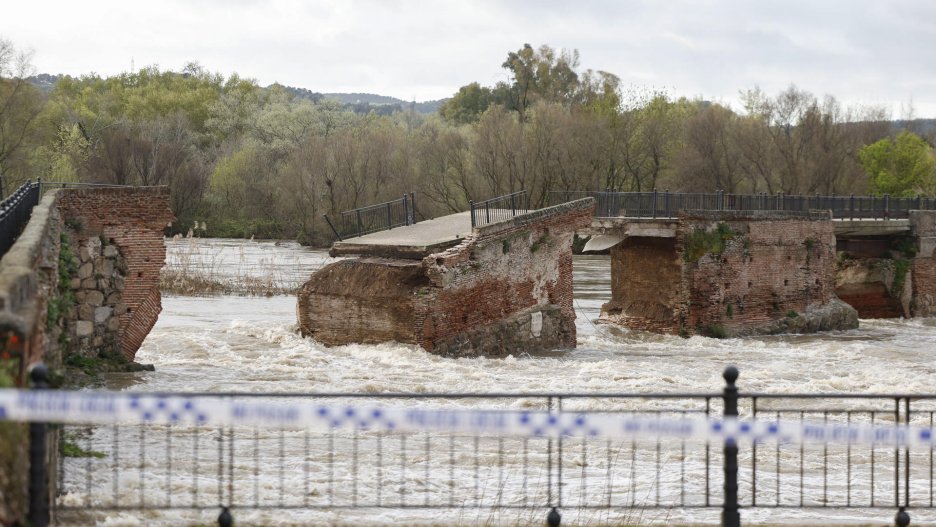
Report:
58,239,936,526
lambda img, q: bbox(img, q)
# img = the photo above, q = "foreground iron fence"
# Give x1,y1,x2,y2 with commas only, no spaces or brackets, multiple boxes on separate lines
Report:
549,190,936,220
324,192,417,241
12,367,935,526
470,190,529,228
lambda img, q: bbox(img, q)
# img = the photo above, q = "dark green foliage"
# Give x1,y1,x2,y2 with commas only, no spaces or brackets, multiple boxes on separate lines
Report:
684,223,740,262
880,251,894,260
893,237,918,256
62,434,106,458
804,238,815,250
64,217,83,231
786,310,799,318
530,233,549,253
893,259,912,294
726,304,733,317
502,239,511,254
707,324,727,339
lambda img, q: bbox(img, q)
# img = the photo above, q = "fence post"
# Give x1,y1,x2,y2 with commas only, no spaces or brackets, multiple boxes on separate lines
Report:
403,195,409,226
387,201,393,230
722,366,740,527
511,193,516,217
850,194,855,221
356,209,363,238
323,214,342,242
411,192,417,225
652,188,658,218
469,200,475,228
885,194,890,221
665,189,671,217
218,506,233,527
28,363,49,527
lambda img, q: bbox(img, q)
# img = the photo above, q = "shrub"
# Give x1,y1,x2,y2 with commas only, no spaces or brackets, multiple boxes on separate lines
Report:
707,323,727,339
786,310,799,318
683,222,740,262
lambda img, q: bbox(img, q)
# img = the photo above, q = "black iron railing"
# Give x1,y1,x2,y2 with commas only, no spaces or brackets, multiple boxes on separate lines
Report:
324,192,417,241
0,179,41,258
469,190,528,228
549,190,936,220
14,366,936,526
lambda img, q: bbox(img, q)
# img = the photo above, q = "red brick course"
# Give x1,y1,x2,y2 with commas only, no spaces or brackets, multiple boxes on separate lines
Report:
57,187,175,360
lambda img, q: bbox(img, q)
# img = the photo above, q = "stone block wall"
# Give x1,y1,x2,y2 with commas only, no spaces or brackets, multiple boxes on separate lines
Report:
67,237,128,355
298,199,595,356
57,187,175,360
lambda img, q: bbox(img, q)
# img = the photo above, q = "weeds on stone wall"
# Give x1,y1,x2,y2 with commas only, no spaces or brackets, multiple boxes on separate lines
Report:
787,310,799,318
683,222,740,262
47,232,77,340
893,259,912,295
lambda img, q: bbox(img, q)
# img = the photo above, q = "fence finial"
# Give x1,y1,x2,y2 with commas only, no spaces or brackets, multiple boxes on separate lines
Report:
547,507,561,527
896,507,910,527
218,506,233,527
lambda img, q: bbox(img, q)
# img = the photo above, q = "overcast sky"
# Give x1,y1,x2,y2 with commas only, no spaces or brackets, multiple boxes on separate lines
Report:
4,0,936,116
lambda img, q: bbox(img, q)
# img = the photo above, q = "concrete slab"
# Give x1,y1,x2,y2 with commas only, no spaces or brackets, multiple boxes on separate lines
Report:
832,219,910,237
330,211,472,259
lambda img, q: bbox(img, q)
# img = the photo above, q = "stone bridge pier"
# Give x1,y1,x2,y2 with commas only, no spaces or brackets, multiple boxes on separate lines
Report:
298,199,595,356
588,210,859,337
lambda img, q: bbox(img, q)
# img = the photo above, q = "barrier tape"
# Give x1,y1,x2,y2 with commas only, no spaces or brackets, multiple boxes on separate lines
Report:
1,389,933,446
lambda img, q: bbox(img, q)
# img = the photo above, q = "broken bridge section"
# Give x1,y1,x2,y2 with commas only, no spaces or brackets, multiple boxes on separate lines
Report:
595,210,859,337
298,199,595,356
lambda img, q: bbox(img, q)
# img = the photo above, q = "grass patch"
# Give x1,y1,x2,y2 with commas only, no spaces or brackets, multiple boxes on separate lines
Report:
64,351,129,378
62,439,106,458
683,223,740,262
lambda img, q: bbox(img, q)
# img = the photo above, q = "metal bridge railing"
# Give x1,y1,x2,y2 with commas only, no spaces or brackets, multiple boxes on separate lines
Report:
469,190,528,228
549,190,936,220
0,179,41,258
324,192,417,241
13,366,936,526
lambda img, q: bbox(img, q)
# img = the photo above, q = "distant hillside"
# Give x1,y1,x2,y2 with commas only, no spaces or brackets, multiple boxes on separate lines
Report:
27,73,63,93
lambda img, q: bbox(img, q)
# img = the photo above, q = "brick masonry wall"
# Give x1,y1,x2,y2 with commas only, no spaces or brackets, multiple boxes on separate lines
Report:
680,211,836,335
600,211,838,336
57,187,175,360
298,199,595,356
413,201,593,355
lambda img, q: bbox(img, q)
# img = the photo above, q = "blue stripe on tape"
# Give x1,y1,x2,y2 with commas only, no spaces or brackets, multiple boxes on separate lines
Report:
0,389,931,446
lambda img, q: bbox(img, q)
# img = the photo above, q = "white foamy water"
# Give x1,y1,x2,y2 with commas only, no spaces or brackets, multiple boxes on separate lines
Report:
55,241,936,526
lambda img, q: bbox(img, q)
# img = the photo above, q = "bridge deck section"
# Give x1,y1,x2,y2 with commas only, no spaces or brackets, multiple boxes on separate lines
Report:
330,211,472,259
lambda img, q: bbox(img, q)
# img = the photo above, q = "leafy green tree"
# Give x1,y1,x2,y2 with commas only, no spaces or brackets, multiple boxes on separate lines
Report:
438,82,491,125
860,131,936,196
